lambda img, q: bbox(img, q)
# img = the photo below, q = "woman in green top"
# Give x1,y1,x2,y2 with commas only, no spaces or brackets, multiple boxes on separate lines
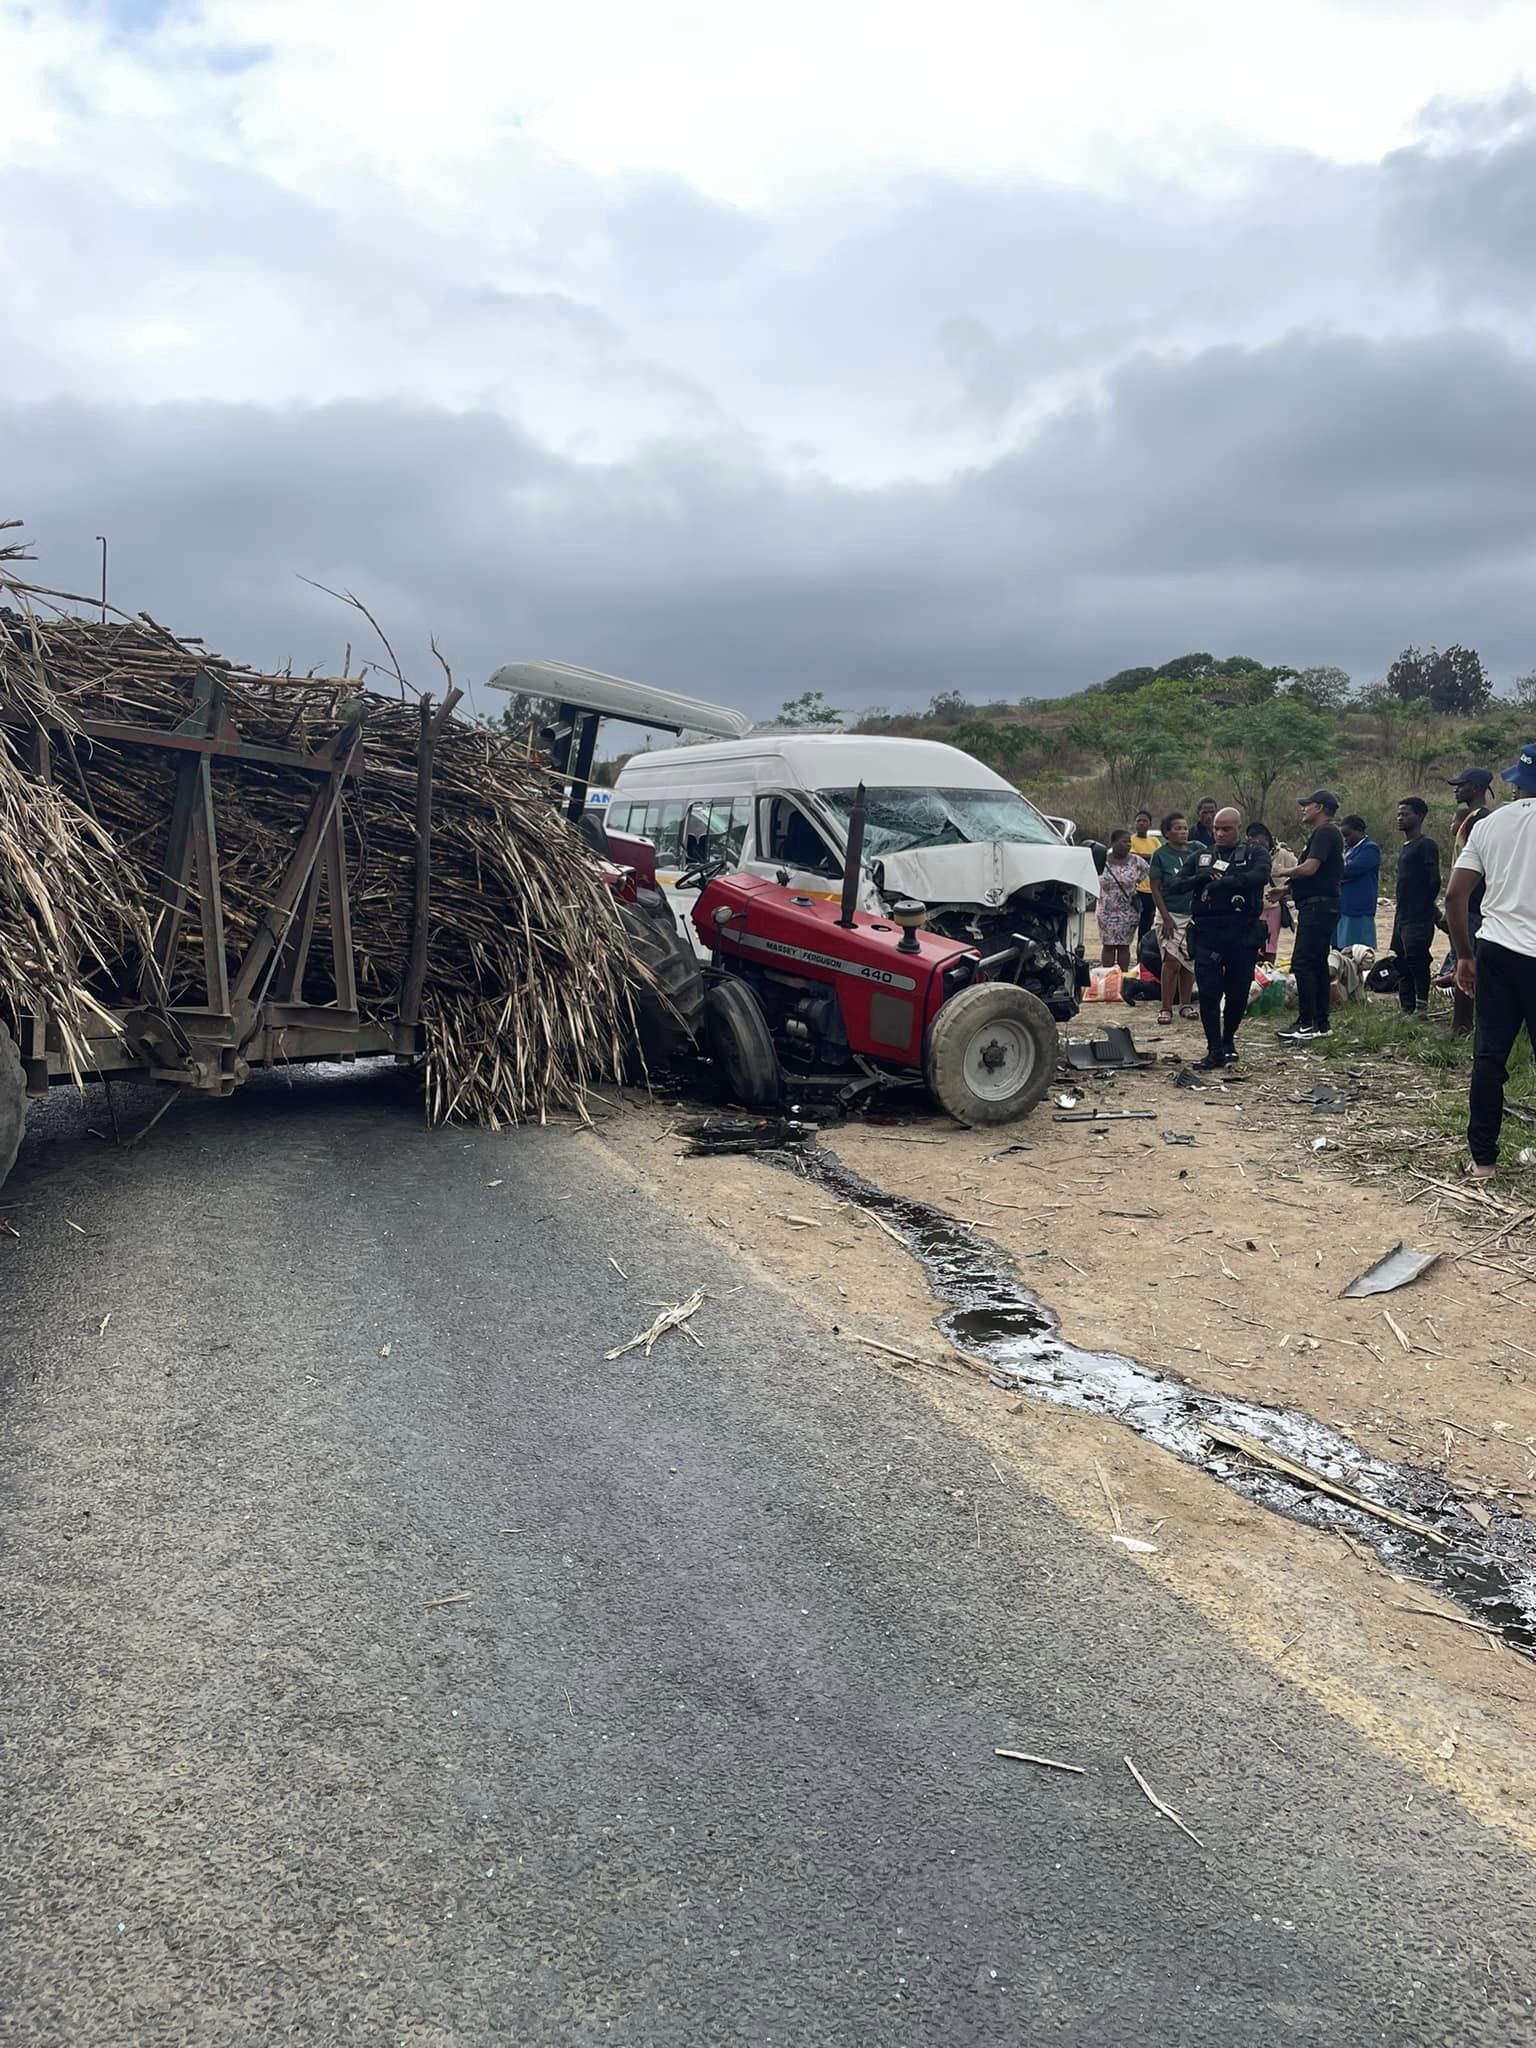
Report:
1148,811,1199,1022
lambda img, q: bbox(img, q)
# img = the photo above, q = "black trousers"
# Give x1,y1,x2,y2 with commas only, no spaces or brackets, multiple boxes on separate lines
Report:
1291,903,1337,1031
1192,925,1259,1055
1395,921,1434,1014
1137,892,1156,941
1469,938,1536,1166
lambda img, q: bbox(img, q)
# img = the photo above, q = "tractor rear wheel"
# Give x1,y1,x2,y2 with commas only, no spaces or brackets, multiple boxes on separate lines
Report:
0,1019,27,1195
618,898,705,1076
923,982,1057,1127
703,979,781,1109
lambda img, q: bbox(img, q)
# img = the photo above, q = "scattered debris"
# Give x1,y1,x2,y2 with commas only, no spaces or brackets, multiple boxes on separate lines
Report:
1161,1131,1197,1146
1111,1534,1159,1555
995,1749,1085,1774
608,1255,629,1280
604,1287,706,1360
1340,1244,1441,1298
1382,1309,1413,1353
1094,1459,1125,1535
379,1343,392,1358
96,1312,111,1337
424,1592,473,1609
1055,1109,1157,1124
1201,1423,1448,1545
1124,1755,1204,1848
679,1115,813,1156
846,1333,966,1377
1173,1069,1205,1090
1054,1093,1080,1110
1393,1600,1505,1639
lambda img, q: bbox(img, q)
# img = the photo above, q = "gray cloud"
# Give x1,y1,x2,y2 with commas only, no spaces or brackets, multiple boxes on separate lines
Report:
1383,87,1536,308
6,62,1536,711
10,313,1536,717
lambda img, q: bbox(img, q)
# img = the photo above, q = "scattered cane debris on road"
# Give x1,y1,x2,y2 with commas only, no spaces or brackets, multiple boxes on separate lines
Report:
994,1750,1086,1774
1124,1755,1205,1849
604,1287,707,1360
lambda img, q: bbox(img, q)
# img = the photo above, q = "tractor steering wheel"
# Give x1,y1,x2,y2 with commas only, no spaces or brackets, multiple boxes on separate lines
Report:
675,854,733,892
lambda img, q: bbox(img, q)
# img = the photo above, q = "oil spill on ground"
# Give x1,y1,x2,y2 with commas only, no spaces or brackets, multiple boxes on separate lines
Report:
785,1143,1536,1654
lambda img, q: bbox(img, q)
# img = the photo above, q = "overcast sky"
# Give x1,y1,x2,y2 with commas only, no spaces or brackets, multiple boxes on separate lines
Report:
5,0,1536,715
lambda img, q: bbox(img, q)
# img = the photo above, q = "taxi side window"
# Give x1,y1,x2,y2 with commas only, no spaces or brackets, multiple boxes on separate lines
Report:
760,796,840,877
650,800,687,865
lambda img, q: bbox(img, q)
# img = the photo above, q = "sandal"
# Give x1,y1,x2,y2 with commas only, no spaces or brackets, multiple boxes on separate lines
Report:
1466,1161,1498,1183
1157,1009,1173,1025
1179,1004,1199,1020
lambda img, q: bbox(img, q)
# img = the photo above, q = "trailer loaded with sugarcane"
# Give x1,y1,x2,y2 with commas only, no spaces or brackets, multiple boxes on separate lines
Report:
0,530,719,1193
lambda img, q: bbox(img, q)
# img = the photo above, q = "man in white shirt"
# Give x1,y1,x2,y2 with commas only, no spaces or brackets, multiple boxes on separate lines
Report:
1446,742,1536,1180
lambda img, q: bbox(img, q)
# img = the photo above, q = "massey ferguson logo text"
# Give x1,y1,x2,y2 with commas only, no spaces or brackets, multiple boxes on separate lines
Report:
733,930,918,991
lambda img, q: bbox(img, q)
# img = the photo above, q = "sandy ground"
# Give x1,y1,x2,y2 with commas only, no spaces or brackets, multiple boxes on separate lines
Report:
586,1009,1536,1851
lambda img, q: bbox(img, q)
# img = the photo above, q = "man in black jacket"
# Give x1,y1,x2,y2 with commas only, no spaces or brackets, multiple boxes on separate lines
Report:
1180,806,1271,1069
1392,797,1442,1018
1279,790,1345,1043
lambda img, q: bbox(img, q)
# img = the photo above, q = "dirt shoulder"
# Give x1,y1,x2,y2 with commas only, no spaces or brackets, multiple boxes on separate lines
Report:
586,1017,1536,1850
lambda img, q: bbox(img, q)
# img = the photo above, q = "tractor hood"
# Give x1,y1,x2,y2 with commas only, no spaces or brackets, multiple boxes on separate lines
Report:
873,840,1099,911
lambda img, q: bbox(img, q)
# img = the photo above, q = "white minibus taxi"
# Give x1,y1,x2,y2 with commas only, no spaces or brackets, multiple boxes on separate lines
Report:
608,732,1097,1018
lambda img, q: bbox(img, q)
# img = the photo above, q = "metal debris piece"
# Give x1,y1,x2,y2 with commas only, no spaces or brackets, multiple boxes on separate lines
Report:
1062,1026,1156,1072
1161,1130,1197,1146
1340,1243,1441,1298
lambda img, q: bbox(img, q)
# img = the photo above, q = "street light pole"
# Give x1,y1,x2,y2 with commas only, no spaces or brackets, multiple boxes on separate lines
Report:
94,535,107,622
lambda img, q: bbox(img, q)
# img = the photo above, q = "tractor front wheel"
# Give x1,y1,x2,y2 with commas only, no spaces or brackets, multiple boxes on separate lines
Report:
0,1019,27,1195
923,982,1057,1127
703,980,781,1109
618,898,706,1077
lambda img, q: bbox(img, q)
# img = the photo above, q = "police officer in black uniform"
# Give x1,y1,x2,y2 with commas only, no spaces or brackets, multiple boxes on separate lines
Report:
1178,805,1271,1070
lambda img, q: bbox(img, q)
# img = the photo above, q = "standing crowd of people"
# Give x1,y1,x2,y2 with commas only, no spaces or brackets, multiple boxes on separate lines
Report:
1094,742,1536,1174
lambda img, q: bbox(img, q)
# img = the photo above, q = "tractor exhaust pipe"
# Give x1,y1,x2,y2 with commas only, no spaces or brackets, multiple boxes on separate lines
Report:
837,781,867,928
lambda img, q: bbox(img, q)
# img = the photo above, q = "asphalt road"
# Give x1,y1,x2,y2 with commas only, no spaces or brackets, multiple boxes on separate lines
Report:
4,1067,1536,2047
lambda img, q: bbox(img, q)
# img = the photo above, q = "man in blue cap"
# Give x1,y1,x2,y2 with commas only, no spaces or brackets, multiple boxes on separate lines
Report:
1445,743,1536,1180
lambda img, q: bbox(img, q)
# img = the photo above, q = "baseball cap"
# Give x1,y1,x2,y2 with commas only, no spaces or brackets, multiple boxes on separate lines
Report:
1298,790,1339,812
1445,767,1494,790
1501,744,1536,794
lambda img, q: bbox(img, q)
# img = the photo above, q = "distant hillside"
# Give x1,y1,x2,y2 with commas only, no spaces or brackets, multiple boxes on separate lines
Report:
841,649,1535,849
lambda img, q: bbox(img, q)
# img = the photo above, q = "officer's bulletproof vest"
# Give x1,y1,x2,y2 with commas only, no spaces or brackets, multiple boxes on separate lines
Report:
1188,843,1267,925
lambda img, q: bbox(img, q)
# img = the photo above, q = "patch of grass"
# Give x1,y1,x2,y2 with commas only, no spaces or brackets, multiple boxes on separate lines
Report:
1304,996,1536,1202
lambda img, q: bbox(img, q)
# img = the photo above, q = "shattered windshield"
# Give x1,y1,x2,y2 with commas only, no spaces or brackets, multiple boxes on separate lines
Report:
818,787,1062,857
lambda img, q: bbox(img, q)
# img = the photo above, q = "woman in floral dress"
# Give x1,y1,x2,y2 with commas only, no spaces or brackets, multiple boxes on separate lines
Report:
1095,828,1150,970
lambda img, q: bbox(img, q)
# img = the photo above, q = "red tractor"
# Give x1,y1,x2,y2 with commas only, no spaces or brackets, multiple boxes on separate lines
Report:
679,787,1058,1125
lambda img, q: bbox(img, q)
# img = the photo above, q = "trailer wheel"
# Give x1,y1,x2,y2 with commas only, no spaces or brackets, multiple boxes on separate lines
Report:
924,982,1057,1127
0,1019,26,1195
703,980,781,1109
618,899,705,1075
